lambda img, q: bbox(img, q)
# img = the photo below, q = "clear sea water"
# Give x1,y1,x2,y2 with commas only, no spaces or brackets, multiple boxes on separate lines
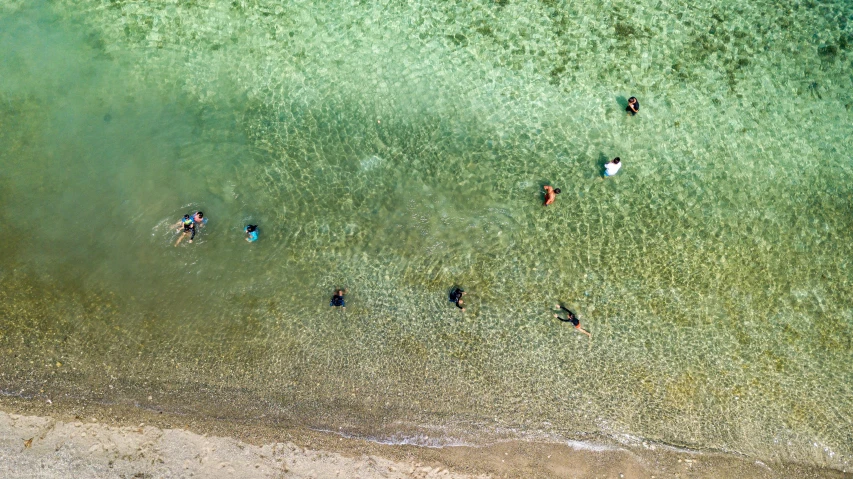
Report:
1,0,852,470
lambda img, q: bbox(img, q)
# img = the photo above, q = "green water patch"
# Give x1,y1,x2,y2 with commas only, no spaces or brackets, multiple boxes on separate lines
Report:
1,0,852,471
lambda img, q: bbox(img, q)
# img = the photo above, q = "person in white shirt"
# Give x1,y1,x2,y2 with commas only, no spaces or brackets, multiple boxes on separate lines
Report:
604,157,621,177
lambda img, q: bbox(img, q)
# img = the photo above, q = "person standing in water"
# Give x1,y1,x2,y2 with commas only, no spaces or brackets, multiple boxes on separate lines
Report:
449,287,466,311
192,211,207,228
174,214,196,246
244,225,259,242
554,304,591,337
330,288,347,310
604,157,621,178
626,96,640,116
543,185,561,206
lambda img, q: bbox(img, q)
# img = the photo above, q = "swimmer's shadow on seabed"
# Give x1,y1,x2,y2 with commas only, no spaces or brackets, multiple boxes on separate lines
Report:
595,153,611,179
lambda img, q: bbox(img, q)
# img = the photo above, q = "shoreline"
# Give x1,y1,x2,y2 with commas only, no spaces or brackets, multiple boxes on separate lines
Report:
1,398,849,479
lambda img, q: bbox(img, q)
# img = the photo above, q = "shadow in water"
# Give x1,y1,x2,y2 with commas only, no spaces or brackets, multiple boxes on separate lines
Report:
597,152,611,178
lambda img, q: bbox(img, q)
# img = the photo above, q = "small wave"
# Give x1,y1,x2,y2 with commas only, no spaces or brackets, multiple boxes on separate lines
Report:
565,439,621,453
311,425,626,453
309,428,474,448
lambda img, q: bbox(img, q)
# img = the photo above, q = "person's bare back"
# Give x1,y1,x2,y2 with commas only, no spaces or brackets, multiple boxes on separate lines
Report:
543,185,560,205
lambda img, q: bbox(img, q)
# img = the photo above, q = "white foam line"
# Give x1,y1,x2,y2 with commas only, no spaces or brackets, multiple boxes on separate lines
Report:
310,426,627,454
565,439,622,453
308,428,474,448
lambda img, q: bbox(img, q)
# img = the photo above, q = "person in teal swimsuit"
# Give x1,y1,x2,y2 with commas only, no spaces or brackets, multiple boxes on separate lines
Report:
174,214,196,246
245,225,259,242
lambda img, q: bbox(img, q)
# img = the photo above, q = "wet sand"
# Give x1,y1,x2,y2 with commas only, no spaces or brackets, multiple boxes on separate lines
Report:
1,399,848,479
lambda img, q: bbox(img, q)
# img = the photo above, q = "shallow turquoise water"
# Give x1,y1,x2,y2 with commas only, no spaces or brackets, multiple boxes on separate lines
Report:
1,0,852,469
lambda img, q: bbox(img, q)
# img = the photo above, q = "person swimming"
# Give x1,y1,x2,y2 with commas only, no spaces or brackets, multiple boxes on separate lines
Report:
449,287,466,311
245,224,259,243
553,304,591,337
604,157,622,177
543,185,561,206
626,96,640,116
174,214,196,246
330,288,347,310
192,211,207,227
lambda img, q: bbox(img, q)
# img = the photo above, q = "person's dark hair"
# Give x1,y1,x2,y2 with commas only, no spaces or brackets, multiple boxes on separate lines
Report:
613,157,621,163
196,211,204,218
183,214,190,220
628,97,636,102
246,225,256,233
554,188,561,194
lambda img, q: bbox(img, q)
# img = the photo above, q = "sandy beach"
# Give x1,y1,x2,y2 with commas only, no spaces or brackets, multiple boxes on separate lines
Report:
1,399,848,479
0,409,488,479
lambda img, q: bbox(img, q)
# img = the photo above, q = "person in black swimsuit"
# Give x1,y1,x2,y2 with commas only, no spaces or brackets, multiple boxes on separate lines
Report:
626,96,640,116
449,287,466,311
330,289,347,310
554,304,591,337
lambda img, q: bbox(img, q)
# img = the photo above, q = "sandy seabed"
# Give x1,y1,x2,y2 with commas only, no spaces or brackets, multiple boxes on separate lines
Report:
1,401,850,479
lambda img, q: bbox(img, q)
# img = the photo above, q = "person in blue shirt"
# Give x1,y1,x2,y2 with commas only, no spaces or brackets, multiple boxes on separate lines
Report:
244,224,259,242
192,211,206,224
192,211,207,230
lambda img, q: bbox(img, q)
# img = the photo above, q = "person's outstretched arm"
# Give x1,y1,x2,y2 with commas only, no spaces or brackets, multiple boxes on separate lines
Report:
577,326,591,337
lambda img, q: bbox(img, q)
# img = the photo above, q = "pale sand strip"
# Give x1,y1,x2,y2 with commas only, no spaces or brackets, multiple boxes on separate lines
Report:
1,408,849,479
0,411,487,479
